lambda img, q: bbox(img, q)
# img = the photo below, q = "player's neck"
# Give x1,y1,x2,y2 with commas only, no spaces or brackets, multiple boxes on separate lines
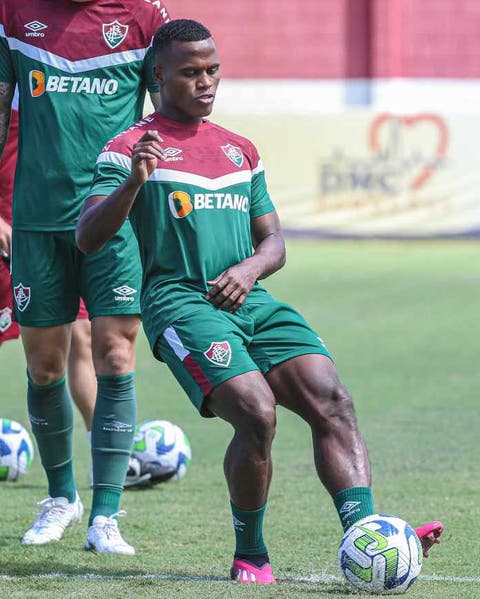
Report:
156,107,205,127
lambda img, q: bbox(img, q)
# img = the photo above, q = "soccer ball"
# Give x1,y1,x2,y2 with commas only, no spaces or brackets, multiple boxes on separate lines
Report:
338,514,423,594
0,418,34,481
131,419,191,484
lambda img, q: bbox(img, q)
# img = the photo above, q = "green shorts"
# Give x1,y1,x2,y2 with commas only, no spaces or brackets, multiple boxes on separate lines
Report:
155,300,331,417
11,223,141,326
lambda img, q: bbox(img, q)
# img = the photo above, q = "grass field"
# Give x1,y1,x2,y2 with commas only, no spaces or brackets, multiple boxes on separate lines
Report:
0,240,479,598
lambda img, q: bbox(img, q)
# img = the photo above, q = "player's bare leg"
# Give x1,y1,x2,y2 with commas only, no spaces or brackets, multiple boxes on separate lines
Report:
20,324,84,545
86,315,140,555
205,370,276,584
68,318,96,430
266,354,371,495
267,354,443,554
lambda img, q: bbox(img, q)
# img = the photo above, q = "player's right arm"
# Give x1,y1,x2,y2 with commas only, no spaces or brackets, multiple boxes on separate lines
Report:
0,82,14,160
76,130,164,254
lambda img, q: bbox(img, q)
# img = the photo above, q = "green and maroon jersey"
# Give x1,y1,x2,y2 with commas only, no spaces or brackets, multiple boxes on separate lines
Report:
0,0,170,231
88,113,276,347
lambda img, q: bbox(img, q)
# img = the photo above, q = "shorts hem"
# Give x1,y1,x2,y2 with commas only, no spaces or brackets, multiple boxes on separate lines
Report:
263,348,333,375
196,366,260,418
89,310,141,319
15,315,78,328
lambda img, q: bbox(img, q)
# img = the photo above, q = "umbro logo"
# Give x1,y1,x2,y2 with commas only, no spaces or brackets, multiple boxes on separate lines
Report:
113,285,136,303
161,147,184,162
29,414,48,426
339,501,361,516
232,516,246,531
24,21,48,37
102,420,133,432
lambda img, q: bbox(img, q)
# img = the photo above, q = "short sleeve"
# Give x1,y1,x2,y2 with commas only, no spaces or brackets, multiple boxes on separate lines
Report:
87,155,131,199
250,160,275,218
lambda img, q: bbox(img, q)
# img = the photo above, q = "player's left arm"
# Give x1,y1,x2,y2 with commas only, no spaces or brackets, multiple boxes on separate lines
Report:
206,210,286,312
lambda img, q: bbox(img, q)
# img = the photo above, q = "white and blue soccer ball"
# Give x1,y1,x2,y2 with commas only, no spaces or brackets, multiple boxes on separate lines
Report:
132,419,191,484
0,418,34,481
338,514,423,594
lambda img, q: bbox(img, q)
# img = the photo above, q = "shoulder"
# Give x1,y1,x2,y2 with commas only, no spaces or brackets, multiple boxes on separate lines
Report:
99,114,157,162
209,122,262,171
128,0,171,31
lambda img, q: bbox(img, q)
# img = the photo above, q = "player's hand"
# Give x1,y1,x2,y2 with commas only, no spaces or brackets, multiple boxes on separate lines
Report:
206,261,259,312
0,215,11,257
129,130,165,186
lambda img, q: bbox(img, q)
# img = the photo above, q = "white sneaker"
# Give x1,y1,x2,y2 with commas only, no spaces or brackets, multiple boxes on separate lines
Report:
85,511,135,555
22,493,84,545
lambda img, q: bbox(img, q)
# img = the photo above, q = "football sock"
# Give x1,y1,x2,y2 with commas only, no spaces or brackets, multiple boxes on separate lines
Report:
334,486,375,532
231,501,268,561
90,372,136,524
27,374,76,502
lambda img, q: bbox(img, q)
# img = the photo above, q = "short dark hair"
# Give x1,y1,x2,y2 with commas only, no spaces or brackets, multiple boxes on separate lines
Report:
152,19,212,58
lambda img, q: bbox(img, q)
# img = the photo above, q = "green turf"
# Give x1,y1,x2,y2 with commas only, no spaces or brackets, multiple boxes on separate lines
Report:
0,240,478,598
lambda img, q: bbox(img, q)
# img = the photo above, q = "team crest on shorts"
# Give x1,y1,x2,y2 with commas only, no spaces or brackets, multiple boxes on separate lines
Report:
13,283,31,312
204,341,232,368
0,307,12,332
102,20,129,49
221,144,244,168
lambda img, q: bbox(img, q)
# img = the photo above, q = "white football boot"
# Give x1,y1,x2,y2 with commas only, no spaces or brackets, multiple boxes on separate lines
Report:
85,511,135,555
22,492,84,545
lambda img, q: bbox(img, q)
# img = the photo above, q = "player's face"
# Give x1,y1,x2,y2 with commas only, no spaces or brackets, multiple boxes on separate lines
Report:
154,38,220,125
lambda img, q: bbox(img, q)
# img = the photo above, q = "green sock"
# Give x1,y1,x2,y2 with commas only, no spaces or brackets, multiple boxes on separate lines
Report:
230,501,268,556
90,371,136,524
27,374,76,502
333,486,375,532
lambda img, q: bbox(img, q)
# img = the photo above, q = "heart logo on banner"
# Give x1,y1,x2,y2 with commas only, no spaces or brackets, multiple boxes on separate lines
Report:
369,113,449,190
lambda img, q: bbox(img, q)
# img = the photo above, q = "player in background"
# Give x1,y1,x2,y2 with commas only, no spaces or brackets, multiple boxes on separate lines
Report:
0,90,96,435
0,0,170,554
77,19,444,582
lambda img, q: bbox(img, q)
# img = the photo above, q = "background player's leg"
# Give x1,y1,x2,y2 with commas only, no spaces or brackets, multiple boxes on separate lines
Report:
20,324,83,545
68,317,96,431
86,315,140,555
266,354,373,531
205,371,276,582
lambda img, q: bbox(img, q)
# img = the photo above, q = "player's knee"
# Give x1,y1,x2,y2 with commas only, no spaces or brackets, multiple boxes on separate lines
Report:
237,399,276,449
313,382,357,429
28,360,65,387
94,336,135,375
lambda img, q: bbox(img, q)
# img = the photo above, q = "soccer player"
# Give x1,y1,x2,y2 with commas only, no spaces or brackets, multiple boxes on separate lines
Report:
0,90,96,427
77,19,443,581
0,0,170,554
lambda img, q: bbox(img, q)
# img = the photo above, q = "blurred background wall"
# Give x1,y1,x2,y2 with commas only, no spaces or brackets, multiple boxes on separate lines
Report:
168,0,480,237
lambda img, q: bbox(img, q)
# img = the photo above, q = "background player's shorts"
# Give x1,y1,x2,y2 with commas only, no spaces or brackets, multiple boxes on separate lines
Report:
11,222,141,326
155,300,331,416
0,259,20,343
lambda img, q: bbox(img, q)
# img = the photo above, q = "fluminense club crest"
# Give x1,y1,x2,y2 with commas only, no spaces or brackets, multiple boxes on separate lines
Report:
221,144,244,168
14,283,31,312
204,341,232,368
102,20,129,49
0,307,12,332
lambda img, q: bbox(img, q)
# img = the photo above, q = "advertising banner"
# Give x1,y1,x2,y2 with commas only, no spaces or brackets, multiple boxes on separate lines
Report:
216,112,479,238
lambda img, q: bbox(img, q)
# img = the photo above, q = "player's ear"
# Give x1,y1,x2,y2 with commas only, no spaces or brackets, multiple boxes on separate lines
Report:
153,65,165,86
